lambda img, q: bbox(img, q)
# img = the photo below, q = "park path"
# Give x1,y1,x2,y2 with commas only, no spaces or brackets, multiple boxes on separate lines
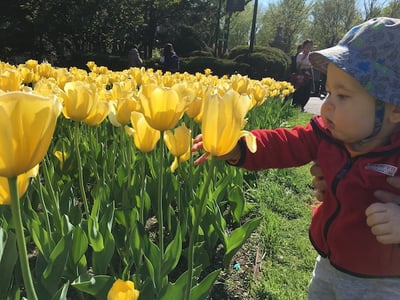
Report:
304,96,325,115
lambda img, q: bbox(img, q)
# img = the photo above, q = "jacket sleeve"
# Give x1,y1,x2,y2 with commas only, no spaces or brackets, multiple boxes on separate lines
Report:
235,121,320,171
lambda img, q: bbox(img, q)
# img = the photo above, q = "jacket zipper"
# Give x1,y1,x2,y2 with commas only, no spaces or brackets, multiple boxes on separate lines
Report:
323,157,354,255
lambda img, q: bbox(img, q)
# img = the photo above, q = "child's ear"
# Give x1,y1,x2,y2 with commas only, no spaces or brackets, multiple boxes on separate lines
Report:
388,104,400,123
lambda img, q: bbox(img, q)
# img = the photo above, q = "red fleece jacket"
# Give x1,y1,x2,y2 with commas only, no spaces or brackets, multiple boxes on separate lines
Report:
235,116,400,277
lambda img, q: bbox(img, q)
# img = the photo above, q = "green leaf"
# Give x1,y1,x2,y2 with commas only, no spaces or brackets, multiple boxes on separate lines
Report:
160,269,188,300
190,269,221,300
160,266,204,299
0,229,18,297
71,274,114,299
211,172,232,203
143,255,156,287
130,220,144,266
25,215,54,259
41,232,73,295
223,217,262,268
51,281,69,300
162,224,182,276
204,201,227,248
88,215,104,251
92,228,115,274
116,165,127,187
228,186,245,223
69,205,83,226
71,226,88,265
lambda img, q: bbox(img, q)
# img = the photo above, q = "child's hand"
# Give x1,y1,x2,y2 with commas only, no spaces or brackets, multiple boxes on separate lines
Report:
192,134,210,165
310,162,326,202
192,134,241,165
366,202,400,244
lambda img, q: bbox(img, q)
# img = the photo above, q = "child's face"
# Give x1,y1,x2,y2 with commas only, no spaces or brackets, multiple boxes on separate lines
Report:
320,63,376,144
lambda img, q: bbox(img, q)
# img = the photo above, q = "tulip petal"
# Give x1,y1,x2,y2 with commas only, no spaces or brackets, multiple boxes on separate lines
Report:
0,92,60,177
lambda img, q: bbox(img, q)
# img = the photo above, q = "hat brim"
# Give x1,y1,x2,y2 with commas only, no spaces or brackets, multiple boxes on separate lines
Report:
309,45,349,74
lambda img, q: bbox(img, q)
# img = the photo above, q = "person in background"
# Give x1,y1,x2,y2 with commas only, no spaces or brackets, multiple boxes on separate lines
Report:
292,39,313,111
291,44,303,74
193,18,400,298
127,46,143,68
310,44,326,98
160,43,179,73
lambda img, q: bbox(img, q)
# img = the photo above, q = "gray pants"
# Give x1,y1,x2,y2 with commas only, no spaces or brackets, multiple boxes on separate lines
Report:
308,256,400,300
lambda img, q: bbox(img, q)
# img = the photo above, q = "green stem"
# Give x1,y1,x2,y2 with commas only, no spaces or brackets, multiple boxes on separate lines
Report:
42,158,63,235
157,132,165,289
36,176,52,236
139,156,146,225
176,161,181,218
9,177,38,300
184,159,215,300
74,122,90,217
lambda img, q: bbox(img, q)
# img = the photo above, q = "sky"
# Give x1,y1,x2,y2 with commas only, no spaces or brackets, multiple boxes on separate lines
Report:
257,0,388,11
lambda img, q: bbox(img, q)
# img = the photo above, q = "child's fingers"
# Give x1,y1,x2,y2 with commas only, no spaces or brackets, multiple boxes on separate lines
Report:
373,190,400,205
193,152,209,165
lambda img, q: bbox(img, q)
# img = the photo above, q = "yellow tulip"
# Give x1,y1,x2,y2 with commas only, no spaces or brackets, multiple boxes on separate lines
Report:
139,85,186,131
86,61,97,72
126,111,160,153
18,66,36,84
54,151,68,169
84,100,110,126
0,165,39,205
230,74,250,94
201,89,257,157
33,78,62,98
38,62,54,78
204,68,212,76
116,99,139,125
62,81,97,121
164,123,191,172
24,59,39,71
185,82,206,123
0,92,61,177
0,69,22,91
55,68,74,89
107,279,139,300
108,101,122,127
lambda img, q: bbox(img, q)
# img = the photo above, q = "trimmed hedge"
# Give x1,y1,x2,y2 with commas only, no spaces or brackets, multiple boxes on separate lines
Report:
56,45,290,80
180,56,251,77
59,53,129,71
230,45,290,80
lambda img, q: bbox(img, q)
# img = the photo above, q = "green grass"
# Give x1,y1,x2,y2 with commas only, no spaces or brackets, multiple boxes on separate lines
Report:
246,110,317,300
209,102,318,300
248,167,316,300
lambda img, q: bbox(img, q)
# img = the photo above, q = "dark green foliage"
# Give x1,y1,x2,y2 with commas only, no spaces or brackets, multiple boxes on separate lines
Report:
180,56,251,78
188,50,214,57
59,53,129,71
170,25,209,57
230,46,290,80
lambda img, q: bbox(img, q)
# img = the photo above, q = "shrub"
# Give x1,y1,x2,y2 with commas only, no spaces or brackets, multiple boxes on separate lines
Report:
233,52,287,80
189,50,214,57
180,56,251,77
59,53,129,71
230,46,290,80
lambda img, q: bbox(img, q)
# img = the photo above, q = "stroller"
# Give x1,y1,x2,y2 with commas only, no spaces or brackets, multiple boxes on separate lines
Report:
310,68,327,100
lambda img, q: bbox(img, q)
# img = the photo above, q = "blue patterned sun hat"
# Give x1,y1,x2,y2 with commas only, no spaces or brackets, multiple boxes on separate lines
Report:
309,17,400,106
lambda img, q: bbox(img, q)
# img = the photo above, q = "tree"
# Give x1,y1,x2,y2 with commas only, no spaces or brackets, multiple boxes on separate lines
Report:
310,0,362,49
381,0,400,17
229,2,254,48
363,0,383,20
257,0,309,54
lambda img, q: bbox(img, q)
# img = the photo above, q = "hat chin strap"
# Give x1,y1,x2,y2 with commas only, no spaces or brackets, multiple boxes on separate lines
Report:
358,100,385,145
